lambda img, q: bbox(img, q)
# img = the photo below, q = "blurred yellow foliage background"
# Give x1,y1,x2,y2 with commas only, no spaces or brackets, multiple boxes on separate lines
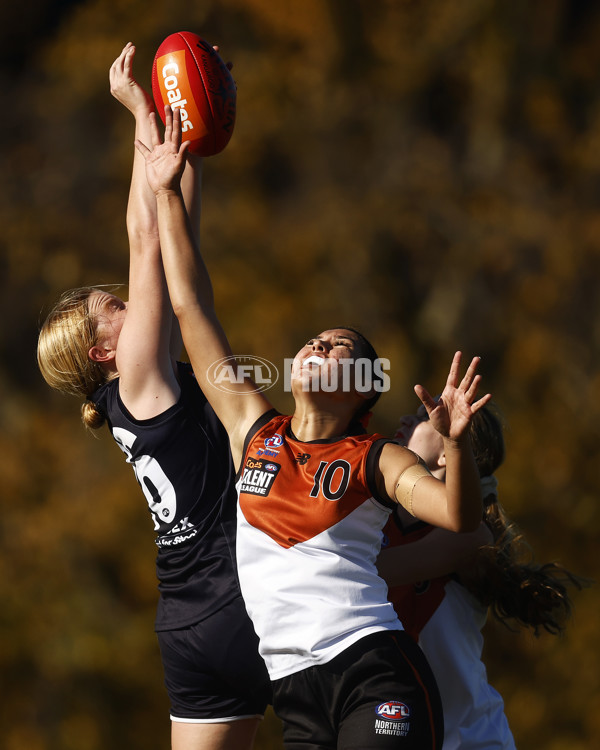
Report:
1,1,598,748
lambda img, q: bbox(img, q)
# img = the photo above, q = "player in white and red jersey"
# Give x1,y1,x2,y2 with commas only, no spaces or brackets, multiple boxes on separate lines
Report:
137,105,495,749
379,403,585,749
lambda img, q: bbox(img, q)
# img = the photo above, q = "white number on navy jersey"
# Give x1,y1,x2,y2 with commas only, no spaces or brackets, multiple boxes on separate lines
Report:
309,459,351,501
112,427,177,530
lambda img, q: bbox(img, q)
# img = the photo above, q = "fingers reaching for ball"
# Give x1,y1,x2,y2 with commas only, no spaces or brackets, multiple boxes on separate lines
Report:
135,106,190,195
109,41,154,117
414,352,492,442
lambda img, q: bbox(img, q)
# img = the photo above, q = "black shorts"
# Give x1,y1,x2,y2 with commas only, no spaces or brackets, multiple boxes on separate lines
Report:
272,630,443,750
156,595,271,722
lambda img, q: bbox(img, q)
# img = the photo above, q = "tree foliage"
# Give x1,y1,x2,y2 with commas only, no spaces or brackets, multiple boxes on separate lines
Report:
1,1,598,748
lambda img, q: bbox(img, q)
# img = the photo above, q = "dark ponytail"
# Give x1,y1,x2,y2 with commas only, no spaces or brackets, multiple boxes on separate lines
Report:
465,404,588,635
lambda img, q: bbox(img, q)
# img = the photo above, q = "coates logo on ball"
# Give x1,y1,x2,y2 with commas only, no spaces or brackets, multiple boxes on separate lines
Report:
152,31,236,156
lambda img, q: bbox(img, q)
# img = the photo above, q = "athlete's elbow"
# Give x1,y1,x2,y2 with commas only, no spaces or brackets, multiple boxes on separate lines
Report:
170,294,189,320
171,299,217,336
170,296,202,324
454,518,480,534
450,508,482,533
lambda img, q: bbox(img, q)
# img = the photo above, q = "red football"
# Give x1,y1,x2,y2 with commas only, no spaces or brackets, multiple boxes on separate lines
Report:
151,31,236,156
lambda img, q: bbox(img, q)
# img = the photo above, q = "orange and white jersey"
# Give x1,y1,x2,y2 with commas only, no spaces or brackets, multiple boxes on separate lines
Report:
235,411,403,680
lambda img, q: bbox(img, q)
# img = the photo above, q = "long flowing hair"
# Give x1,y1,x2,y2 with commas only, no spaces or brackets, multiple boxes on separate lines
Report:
466,405,587,636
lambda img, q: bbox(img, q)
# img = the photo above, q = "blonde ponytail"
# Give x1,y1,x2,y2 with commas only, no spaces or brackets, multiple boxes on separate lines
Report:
81,399,106,430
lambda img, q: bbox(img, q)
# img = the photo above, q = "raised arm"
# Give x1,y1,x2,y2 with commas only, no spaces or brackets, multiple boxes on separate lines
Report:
107,42,182,418
378,353,491,532
136,105,271,468
377,522,492,587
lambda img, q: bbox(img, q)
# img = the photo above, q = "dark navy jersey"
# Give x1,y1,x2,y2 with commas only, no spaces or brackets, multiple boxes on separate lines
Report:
92,362,241,631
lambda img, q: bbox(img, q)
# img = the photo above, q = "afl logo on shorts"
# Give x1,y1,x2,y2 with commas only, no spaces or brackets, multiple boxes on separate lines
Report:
265,433,284,448
375,701,410,721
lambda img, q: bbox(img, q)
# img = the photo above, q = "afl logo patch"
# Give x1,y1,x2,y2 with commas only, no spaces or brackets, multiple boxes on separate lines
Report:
375,701,410,721
264,463,277,472
265,433,284,448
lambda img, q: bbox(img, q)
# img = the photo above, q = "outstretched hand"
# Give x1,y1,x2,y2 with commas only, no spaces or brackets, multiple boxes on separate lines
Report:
414,352,492,442
109,42,154,116
135,106,190,195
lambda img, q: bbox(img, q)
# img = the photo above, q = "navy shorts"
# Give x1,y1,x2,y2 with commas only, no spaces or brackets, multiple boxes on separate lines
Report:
156,595,271,722
272,630,443,749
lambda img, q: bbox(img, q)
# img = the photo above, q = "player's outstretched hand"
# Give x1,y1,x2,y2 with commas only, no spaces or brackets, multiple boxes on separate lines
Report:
414,352,492,442
135,106,189,195
109,42,154,117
